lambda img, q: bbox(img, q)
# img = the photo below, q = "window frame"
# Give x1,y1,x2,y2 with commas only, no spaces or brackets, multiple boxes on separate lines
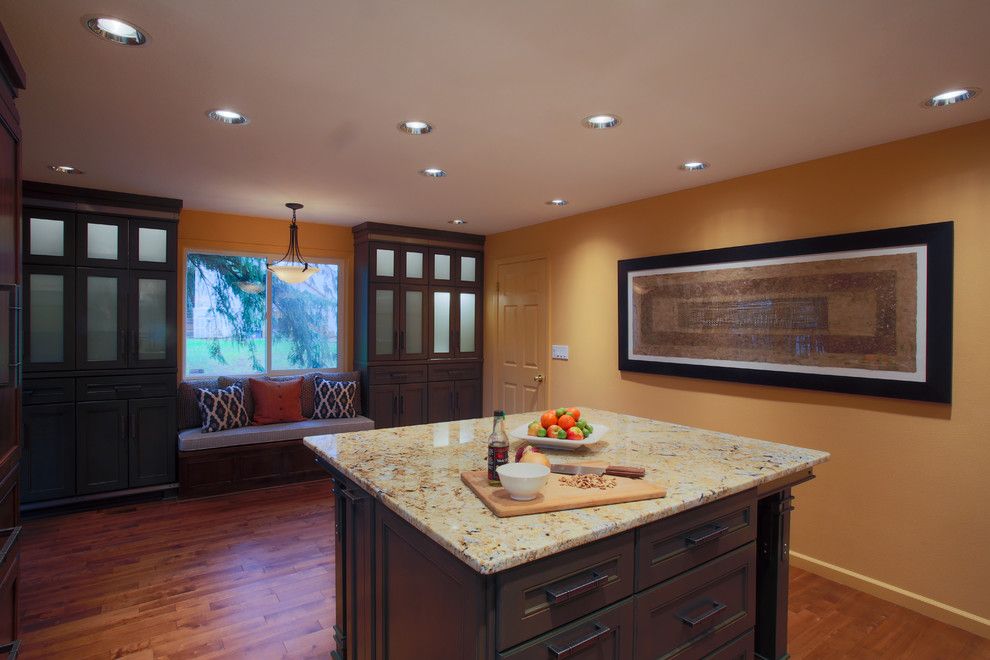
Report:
182,246,347,378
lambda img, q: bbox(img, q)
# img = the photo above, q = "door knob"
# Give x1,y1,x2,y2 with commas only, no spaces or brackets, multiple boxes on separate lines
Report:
534,374,544,383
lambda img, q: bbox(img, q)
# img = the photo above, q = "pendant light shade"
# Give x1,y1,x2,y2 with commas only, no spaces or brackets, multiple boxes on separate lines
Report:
268,202,319,284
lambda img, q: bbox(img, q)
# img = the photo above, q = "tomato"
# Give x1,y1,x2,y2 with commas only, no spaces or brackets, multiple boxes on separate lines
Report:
566,427,585,440
540,411,558,428
546,424,563,437
557,414,576,430
566,407,581,421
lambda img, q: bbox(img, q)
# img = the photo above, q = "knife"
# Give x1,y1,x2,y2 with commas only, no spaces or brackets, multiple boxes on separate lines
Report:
551,464,646,479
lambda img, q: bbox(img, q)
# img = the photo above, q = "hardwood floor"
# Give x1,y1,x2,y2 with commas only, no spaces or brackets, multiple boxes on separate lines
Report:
17,480,990,659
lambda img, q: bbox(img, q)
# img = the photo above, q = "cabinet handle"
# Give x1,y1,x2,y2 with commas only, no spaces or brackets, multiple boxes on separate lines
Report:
453,390,459,414
678,600,727,627
337,485,368,504
131,330,139,362
399,394,405,415
684,522,729,546
119,413,127,440
393,330,398,354
545,571,608,604
399,330,405,354
547,623,613,659
131,413,138,441
121,329,129,362
392,394,397,416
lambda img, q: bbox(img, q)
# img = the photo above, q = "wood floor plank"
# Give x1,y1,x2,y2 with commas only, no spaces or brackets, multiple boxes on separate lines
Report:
17,480,989,658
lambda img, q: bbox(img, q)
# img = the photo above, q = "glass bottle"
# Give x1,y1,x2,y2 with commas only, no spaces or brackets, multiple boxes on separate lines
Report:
487,410,510,485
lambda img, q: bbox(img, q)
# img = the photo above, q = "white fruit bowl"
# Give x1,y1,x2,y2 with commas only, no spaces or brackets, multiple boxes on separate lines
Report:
509,422,609,451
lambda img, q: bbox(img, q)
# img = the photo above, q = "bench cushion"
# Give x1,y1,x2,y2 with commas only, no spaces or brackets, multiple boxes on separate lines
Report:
178,416,375,451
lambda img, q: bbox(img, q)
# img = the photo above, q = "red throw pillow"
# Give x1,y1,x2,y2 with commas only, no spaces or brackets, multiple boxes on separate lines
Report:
248,377,305,425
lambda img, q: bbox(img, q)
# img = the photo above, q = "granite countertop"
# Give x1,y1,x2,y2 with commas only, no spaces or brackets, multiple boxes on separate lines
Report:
304,408,829,575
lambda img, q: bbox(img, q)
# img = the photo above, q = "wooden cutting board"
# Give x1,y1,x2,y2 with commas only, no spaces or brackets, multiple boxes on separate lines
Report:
461,462,667,518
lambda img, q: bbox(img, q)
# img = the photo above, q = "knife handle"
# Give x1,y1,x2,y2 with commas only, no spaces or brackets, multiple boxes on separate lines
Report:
605,465,646,479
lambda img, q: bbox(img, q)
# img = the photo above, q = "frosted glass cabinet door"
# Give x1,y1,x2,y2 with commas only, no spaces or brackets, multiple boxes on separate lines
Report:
129,271,176,367
77,269,127,369
23,209,75,265
371,243,400,282
129,219,176,270
77,215,127,268
370,285,398,360
401,247,427,283
24,265,75,371
430,250,453,284
457,291,479,356
431,290,452,357
401,286,428,359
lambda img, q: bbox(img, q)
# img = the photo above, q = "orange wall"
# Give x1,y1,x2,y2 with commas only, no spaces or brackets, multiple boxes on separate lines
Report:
178,209,355,371
483,120,990,628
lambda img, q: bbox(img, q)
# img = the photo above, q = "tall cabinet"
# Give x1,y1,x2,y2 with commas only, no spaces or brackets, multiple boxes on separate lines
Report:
0,19,26,649
20,182,181,510
354,224,484,429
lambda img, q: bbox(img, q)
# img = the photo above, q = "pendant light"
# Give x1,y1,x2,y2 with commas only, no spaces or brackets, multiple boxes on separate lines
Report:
268,203,320,284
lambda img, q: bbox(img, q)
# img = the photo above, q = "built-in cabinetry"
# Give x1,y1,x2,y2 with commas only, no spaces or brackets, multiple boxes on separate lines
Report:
20,182,181,510
354,224,484,429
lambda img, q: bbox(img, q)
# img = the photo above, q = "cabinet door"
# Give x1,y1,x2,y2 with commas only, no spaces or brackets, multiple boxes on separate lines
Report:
456,251,481,287
76,400,128,494
429,248,455,285
427,380,454,424
430,288,454,359
129,270,176,368
369,284,399,361
454,290,481,359
77,214,127,268
367,384,398,429
400,246,427,284
77,268,128,370
22,403,75,502
399,286,428,361
369,242,401,283
23,265,75,372
23,208,74,265
129,218,175,271
128,397,176,487
397,382,428,427
453,379,482,421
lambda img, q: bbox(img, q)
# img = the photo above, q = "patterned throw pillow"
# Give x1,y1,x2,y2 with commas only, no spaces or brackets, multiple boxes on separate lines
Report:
313,378,359,419
196,384,250,433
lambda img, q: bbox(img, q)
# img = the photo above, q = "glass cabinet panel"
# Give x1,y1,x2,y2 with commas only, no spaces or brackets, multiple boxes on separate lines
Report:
375,248,396,278
433,254,451,281
87,223,119,261
30,218,65,257
375,289,395,355
29,273,65,363
404,289,423,355
405,251,424,280
459,292,476,353
138,227,168,263
86,276,119,362
433,291,451,354
137,278,167,361
460,256,477,283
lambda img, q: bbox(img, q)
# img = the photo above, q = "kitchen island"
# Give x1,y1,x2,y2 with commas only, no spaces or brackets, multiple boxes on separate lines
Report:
305,408,829,660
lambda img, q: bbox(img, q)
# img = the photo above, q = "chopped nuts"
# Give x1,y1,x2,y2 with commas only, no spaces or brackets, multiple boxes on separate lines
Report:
558,474,617,490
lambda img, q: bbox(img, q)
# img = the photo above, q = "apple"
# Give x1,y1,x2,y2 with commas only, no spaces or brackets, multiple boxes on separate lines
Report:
566,427,585,441
546,424,563,438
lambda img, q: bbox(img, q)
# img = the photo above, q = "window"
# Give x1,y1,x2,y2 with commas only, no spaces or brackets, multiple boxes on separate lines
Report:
184,251,340,376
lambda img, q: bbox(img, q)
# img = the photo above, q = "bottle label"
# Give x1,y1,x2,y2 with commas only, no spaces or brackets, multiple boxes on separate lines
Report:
488,445,509,482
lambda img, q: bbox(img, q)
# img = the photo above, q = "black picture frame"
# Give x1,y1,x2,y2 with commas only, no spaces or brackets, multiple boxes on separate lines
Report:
617,222,953,403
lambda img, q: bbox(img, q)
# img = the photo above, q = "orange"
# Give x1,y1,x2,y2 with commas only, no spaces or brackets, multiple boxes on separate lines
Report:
557,414,576,430
540,411,558,428
566,407,581,421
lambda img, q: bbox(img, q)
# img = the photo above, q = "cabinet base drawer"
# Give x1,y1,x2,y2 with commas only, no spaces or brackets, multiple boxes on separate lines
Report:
634,542,756,659
77,374,175,401
428,361,482,381
23,378,74,405
498,598,634,660
367,364,428,385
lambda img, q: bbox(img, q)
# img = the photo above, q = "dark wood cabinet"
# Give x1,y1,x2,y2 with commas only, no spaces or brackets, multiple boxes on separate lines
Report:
22,208,74,266
355,224,484,430
128,218,176,271
21,403,74,502
128,397,176,488
23,264,75,372
76,214,128,268
76,267,129,370
128,270,176,369
76,400,129,495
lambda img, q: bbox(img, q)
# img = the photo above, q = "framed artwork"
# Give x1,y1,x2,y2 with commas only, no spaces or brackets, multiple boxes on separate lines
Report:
618,222,953,402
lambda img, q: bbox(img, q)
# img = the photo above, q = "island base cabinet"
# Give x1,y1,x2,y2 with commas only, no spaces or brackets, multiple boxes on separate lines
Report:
497,598,634,660
331,470,375,660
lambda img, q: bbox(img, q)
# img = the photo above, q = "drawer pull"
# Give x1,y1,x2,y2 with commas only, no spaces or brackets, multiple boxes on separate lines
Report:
684,522,729,546
547,623,613,658
115,385,143,392
546,571,608,604
678,599,727,627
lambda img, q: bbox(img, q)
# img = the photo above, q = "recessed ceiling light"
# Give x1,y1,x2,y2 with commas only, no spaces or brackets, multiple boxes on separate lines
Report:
207,109,250,125
923,88,981,107
84,16,147,46
448,219,467,225
583,114,622,129
48,165,83,175
547,199,568,206
398,120,432,135
679,161,710,171
420,168,446,177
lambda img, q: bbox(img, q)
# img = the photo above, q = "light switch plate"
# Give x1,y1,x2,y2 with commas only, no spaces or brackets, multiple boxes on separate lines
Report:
552,344,569,360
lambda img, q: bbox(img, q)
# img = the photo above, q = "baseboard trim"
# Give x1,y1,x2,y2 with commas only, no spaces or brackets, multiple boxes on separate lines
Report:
790,551,990,640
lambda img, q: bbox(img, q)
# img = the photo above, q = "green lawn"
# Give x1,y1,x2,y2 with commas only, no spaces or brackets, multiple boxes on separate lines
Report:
184,338,337,376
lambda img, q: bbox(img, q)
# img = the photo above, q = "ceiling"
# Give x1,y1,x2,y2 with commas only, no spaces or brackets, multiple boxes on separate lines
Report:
2,0,989,234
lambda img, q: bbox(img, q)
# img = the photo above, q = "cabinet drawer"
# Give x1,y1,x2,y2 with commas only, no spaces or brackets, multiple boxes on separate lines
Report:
428,362,481,381
367,364,428,385
706,629,754,659
22,378,74,405
634,542,756,659
496,531,635,650
498,598,634,660
76,374,175,401
636,488,756,590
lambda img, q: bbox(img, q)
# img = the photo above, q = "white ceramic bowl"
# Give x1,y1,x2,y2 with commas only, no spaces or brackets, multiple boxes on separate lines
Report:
496,463,550,501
